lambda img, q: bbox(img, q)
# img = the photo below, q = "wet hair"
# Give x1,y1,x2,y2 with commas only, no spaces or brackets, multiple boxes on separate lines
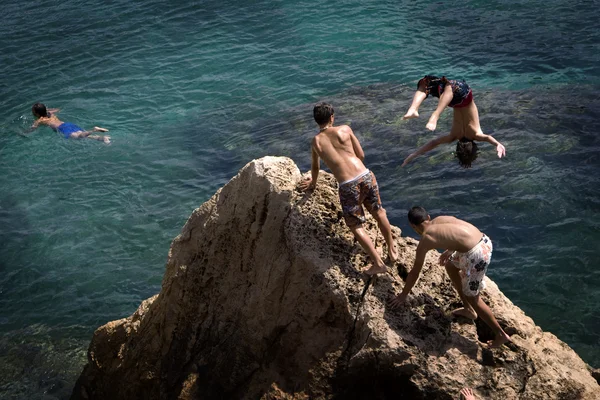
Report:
408,206,428,226
313,102,334,125
455,138,479,168
32,102,49,118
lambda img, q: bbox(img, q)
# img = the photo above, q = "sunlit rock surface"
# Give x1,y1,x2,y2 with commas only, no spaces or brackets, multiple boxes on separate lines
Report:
72,156,599,400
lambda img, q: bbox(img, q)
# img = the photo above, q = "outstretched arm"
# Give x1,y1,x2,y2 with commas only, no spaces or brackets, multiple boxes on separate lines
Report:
474,132,506,158
402,133,456,166
426,84,453,131
299,141,320,191
48,108,60,115
389,238,431,308
400,246,427,296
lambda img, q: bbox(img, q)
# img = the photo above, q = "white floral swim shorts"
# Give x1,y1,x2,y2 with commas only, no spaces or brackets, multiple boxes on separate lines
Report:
449,234,493,296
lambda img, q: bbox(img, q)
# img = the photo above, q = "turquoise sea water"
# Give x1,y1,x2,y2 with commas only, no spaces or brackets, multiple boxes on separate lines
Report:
1,0,599,398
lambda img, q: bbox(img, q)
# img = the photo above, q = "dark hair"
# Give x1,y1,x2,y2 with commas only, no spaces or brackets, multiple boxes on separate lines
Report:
417,75,449,92
32,102,49,118
417,75,438,89
313,102,334,125
408,206,428,225
455,138,478,168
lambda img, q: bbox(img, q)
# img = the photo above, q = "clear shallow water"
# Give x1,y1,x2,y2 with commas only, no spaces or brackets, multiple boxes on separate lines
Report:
1,0,599,398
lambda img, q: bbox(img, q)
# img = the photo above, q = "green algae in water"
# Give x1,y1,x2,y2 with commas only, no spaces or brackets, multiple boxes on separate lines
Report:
541,134,578,154
0,325,87,400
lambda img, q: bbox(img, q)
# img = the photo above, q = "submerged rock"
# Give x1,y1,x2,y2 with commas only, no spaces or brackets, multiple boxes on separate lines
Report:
72,156,599,400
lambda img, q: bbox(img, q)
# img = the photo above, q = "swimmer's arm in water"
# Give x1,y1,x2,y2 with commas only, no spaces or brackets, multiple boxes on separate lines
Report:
348,127,365,161
402,133,456,166
27,119,43,133
27,117,53,134
299,140,320,191
47,108,60,115
474,131,506,158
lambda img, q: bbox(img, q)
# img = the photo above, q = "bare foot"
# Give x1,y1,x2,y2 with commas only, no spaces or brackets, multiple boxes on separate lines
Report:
103,135,111,144
364,264,388,276
426,117,438,131
452,307,478,320
460,387,477,400
402,110,419,120
487,332,511,348
94,126,109,132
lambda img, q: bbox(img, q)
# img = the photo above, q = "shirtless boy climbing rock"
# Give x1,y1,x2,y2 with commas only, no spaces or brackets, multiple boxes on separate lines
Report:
389,206,511,348
299,102,397,275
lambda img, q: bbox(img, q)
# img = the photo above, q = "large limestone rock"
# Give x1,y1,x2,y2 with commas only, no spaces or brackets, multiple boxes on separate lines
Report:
72,156,599,399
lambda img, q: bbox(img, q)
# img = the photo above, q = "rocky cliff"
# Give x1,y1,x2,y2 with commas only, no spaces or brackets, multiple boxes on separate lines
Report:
72,156,599,400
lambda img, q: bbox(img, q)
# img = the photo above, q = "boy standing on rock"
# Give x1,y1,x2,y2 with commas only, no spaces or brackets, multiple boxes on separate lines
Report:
389,206,511,348
299,102,397,275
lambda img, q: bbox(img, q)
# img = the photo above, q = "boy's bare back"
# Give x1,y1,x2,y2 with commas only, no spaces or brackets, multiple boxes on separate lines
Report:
313,125,367,183
424,216,483,252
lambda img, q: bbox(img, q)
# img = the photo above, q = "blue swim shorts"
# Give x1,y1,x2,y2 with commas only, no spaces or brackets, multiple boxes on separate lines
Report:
56,122,83,138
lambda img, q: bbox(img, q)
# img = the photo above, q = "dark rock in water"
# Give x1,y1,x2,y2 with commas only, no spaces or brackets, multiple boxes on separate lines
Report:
592,368,600,385
0,327,87,400
71,157,600,400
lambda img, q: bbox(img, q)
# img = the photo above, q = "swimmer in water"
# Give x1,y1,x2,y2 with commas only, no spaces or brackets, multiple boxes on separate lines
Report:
30,103,111,144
